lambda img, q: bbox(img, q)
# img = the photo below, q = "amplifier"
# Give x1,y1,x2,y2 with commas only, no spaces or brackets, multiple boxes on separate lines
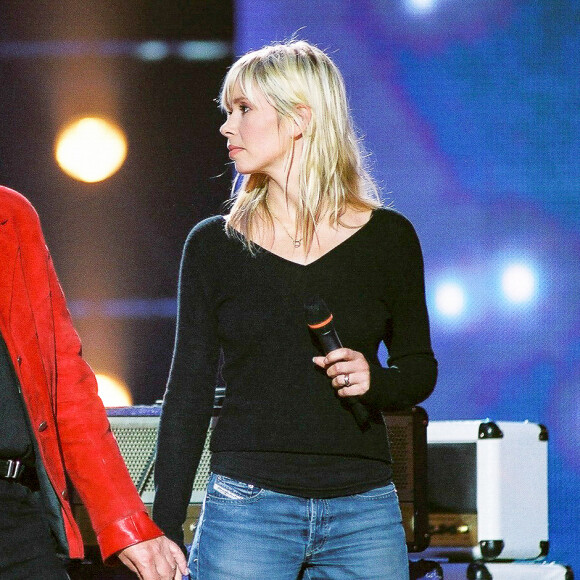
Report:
426,420,548,561
382,406,430,552
73,396,428,551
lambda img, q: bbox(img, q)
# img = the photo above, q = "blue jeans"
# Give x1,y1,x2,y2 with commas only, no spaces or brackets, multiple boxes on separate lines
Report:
188,473,409,579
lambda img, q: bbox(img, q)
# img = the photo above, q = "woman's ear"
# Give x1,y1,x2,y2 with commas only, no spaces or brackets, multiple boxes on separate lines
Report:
292,105,312,138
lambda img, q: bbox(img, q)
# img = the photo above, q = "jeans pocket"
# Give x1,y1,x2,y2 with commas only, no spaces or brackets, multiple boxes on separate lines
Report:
354,481,397,500
207,474,263,502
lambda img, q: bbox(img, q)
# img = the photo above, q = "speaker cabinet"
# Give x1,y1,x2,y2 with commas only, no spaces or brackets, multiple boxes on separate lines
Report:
426,420,548,561
73,400,429,551
383,406,430,552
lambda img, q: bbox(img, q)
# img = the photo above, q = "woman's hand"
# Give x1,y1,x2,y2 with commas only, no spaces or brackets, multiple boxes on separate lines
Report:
313,348,371,397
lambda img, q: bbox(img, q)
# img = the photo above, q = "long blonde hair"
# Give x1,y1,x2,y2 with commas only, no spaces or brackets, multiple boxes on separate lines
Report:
219,40,381,252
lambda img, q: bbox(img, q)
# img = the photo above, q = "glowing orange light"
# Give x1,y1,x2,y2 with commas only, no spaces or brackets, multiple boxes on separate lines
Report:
95,373,132,407
55,117,128,183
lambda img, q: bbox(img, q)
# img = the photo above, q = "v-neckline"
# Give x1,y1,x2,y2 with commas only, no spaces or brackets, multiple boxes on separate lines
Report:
223,211,376,268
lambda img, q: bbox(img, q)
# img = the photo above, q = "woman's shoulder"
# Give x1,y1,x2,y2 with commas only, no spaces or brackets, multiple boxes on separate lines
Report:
186,214,226,242
371,206,418,239
189,214,226,235
183,215,227,256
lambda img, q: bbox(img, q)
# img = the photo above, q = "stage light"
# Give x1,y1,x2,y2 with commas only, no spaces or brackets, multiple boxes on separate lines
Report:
55,117,128,183
501,263,537,304
95,373,132,407
135,40,170,61
405,0,437,14
177,40,230,61
434,281,466,318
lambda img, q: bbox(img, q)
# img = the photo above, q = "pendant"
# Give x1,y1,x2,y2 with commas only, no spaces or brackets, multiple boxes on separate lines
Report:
293,240,302,248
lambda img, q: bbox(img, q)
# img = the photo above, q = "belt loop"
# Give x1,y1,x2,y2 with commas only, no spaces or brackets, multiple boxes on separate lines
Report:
5,459,25,479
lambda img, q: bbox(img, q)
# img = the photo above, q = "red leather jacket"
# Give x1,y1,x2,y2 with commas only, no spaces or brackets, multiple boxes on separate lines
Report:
0,186,163,561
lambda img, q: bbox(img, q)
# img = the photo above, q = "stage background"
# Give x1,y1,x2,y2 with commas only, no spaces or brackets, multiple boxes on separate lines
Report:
0,0,578,571
235,0,579,568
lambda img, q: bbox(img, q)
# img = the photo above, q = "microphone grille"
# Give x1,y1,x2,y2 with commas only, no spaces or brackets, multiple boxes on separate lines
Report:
304,295,331,326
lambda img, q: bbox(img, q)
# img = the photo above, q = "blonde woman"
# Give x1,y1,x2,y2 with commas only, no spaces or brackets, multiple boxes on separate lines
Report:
153,40,437,579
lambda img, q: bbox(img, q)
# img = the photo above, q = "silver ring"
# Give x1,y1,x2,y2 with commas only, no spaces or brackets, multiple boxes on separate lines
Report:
343,374,350,387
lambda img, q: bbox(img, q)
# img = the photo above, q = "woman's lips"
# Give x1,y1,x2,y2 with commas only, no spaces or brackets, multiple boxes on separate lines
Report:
228,146,243,158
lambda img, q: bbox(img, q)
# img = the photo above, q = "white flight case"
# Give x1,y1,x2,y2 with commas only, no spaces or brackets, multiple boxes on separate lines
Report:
463,561,574,579
415,559,574,580
426,420,548,561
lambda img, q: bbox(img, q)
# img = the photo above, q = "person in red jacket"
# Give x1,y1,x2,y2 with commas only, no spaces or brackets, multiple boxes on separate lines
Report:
0,186,188,579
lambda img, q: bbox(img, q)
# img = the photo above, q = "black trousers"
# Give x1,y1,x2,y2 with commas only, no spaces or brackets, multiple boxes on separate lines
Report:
0,478,69,580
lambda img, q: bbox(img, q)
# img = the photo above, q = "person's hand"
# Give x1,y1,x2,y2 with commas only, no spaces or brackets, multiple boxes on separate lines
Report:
313,347,371,397
117,536,189,580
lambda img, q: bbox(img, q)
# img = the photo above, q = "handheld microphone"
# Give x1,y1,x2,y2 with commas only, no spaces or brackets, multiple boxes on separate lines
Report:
304,296,370,430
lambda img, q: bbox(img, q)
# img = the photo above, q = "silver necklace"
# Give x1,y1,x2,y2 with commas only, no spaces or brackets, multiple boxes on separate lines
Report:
272,213,303,248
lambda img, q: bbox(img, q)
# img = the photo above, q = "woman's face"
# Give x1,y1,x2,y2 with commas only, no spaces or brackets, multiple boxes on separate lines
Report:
220,82,294,181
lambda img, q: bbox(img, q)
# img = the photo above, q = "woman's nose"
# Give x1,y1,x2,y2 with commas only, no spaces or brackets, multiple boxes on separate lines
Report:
220,117,234,136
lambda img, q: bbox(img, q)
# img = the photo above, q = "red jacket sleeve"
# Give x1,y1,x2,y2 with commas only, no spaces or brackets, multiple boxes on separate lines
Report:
17,191,163,561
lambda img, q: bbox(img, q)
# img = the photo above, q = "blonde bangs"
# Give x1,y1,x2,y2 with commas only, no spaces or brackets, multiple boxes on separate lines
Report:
220,41,382,253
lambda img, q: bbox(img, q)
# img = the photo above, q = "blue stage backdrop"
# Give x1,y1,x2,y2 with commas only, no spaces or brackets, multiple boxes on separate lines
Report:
236,0,579,569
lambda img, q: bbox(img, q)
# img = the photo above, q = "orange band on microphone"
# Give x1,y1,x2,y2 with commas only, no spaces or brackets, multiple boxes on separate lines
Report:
308,314,333,329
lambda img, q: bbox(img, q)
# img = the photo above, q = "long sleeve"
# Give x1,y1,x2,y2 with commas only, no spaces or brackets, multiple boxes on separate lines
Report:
47,246,163,559
150,209,436,511
359,212,438,410
1,186,162,562
152,223,221,547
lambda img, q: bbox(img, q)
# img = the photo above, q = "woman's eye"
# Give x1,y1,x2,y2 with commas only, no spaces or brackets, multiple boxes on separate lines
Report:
240,104,250,113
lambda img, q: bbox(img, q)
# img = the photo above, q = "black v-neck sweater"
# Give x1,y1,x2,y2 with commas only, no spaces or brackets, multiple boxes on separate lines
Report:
153,208,437,544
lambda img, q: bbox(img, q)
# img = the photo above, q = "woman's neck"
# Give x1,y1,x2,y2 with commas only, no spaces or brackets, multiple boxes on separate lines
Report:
265,182,301,225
